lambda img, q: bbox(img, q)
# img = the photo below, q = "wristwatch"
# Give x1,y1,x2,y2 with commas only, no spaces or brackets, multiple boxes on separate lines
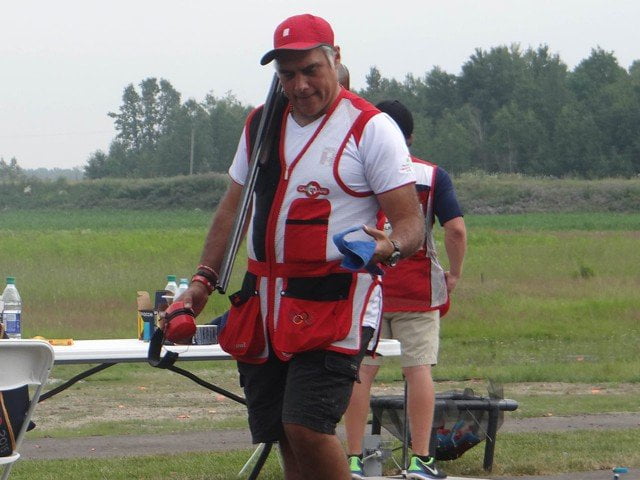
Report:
383,240,401,267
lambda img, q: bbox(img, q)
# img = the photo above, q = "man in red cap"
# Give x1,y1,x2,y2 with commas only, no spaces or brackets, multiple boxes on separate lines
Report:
180,14,424,479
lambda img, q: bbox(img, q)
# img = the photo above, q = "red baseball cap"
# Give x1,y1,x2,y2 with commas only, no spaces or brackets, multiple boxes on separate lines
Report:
260,14,334,65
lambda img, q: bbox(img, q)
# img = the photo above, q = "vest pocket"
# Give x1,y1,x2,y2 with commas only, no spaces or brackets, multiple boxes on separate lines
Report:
218,274,265,362
284,198,331,263
274,273,354,353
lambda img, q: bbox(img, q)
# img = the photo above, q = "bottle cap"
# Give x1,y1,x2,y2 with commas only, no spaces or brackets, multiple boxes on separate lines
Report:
6,277,15,284
179,278,189,285
167,275,177,282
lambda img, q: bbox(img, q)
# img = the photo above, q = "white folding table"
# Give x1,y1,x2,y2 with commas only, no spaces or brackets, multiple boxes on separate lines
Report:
45,338,401,479
51,337,401,364
45,338,401,403
45,338,240,404
51,338,232,364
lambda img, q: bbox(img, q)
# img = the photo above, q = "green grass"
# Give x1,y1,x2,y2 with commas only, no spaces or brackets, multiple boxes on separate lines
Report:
0,210,239,338
1,209,638,344
33,361,640,440
466,211,640,230
3,209,639,231
0,209,212,231
2,209,639,477
7,429,640,479
408,428,640,477
1,209,637,378
8,449,285,480
40,416,250,439
508,391,640,418
433,224,639,384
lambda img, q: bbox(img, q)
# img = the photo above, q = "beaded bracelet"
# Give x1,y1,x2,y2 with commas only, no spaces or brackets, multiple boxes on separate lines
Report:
190,274,215,295
196,269,217,285
197,264,219,280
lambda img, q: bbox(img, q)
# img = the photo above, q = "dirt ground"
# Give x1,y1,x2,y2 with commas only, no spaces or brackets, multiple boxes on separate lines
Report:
19,380,640,479
20,415,639,479
32,378,640,432
20,411,640,460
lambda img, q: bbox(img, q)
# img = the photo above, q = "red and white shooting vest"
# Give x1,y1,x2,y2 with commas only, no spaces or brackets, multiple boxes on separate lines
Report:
220,90,385,363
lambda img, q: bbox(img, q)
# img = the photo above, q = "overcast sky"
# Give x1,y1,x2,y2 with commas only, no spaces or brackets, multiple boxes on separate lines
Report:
2,0,639,170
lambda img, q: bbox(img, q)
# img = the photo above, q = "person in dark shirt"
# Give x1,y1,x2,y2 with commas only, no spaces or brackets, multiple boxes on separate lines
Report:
344,100,467,480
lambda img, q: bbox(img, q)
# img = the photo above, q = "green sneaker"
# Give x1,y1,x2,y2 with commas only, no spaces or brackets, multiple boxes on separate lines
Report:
406,455,447,479
348,455,365,479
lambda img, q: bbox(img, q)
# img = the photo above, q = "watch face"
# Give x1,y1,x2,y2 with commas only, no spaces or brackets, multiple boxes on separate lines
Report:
387,250,401,267
385,239,401,267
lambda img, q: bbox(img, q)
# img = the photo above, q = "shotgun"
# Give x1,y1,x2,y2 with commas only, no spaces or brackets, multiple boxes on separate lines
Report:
216,74,284,293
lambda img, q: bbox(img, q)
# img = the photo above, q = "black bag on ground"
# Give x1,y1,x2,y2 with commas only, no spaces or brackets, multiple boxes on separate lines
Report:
371,388,504,461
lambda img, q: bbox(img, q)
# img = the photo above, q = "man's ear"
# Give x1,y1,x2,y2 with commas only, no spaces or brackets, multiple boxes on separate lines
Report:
406,134,413,148
334,45,341,63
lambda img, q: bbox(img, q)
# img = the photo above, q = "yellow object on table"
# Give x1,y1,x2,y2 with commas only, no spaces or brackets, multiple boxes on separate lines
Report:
32,336,74,346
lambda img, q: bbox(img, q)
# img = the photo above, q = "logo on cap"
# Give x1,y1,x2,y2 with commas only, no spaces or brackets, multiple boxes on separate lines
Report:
260,14,334,65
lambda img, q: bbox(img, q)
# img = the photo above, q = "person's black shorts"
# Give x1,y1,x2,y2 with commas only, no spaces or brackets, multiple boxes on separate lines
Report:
237,327,374,443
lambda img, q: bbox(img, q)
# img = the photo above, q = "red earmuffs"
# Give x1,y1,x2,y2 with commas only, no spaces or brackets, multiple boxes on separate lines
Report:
163,301,196,344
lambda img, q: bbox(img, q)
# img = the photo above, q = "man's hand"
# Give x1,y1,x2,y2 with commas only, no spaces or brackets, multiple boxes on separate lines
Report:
363,224,395,265
179,283,211,317
444,271,460,294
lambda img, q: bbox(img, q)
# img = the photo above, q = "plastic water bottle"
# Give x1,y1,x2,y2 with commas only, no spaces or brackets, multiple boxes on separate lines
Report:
2,277,22,339
164,275,178,297
174,278,189,301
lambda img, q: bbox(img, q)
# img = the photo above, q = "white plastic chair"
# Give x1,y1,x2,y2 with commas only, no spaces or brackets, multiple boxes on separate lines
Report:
0,340,55,480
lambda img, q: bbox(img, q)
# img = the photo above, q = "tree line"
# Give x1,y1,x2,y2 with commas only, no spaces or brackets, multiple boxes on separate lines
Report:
85,79,251,179
85,45,640,179
0,157,23,182
1,157,82,182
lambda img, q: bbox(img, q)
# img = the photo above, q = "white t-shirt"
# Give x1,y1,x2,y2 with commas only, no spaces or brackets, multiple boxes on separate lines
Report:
229,111,413,195
229,110,413,330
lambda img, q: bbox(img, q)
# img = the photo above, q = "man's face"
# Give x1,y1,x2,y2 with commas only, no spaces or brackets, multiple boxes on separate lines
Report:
276,47,340,125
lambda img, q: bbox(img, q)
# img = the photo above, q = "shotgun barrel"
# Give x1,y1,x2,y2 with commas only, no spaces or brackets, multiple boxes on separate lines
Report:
216,74,284,293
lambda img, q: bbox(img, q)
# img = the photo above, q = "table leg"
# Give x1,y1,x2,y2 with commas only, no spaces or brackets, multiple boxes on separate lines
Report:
483,406,499,472
40,363,116,402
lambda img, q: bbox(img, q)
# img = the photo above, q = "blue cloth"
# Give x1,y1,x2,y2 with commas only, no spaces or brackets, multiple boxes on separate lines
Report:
333,226,384,276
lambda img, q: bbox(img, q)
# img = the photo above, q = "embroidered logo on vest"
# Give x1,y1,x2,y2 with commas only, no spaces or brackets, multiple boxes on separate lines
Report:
320,147,337,166
296,181,330,198
291,312,312,325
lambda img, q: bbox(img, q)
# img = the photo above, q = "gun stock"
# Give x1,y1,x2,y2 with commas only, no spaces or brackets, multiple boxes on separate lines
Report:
216,74,284,293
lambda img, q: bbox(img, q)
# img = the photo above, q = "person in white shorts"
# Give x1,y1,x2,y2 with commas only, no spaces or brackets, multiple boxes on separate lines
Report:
344,100,467,480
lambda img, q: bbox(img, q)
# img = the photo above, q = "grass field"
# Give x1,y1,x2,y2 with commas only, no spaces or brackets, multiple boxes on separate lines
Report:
2,209,637,381
1,209,639,478
11,428,640,479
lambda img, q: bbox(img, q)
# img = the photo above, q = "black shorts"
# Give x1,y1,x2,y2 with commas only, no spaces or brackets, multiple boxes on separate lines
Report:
237,327,374,443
